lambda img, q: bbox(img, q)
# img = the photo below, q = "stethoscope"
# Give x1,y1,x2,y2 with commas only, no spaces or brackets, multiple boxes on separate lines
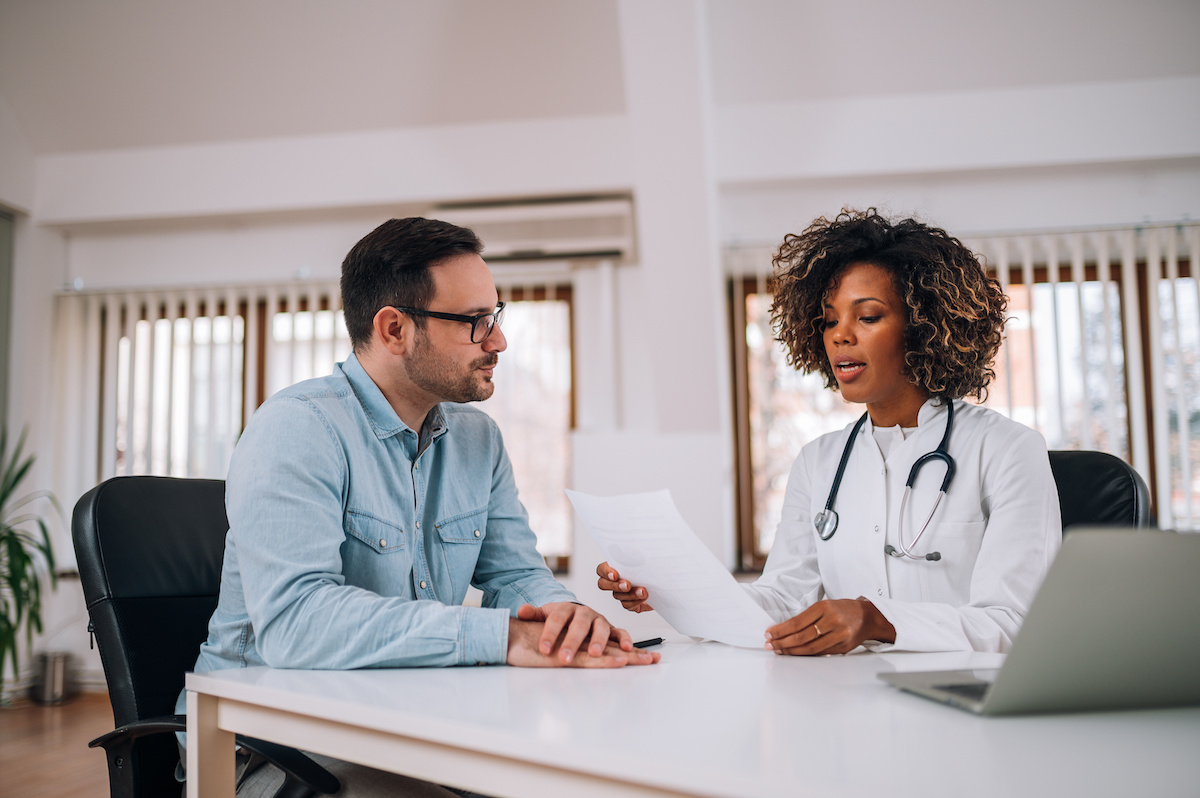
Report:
812,401,956,561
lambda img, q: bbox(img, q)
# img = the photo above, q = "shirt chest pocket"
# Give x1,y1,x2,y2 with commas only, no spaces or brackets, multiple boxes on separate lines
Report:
435,509,488,545
432,509,488,597
345,510,409,554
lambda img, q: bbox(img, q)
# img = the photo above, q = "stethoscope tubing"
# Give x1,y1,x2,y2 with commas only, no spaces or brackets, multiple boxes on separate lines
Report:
814,400,956,560
813,412,870,541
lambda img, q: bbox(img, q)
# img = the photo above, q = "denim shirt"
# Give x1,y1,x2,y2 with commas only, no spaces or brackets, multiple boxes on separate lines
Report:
189,352,575,679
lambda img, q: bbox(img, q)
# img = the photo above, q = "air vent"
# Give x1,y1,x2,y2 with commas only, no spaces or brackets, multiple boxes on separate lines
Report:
434,197,635,263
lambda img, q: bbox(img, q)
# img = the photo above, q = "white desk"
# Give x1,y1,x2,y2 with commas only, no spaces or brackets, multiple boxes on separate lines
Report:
186,641,1200,798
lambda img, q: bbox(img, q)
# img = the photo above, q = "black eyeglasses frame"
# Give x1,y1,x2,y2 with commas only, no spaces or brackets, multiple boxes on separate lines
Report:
392,301,506,344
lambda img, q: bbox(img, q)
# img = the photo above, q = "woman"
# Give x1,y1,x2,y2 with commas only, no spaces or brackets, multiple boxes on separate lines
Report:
598,208,1061,654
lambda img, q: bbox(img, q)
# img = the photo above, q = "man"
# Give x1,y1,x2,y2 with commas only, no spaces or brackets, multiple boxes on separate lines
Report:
180,218,657,796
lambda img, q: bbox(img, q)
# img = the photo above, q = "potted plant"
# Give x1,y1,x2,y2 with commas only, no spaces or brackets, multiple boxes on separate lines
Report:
0,426,57,701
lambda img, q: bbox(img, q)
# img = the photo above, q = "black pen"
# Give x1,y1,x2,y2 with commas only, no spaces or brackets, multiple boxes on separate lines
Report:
633,637,663,649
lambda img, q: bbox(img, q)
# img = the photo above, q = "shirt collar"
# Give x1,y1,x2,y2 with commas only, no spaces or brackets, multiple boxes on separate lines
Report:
340,351,448,441
861,396,952,434
916,397,953,427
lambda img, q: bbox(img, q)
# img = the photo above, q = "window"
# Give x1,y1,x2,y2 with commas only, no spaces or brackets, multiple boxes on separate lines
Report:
261,291,352,401
485,285,574,565
52,281,576,565
114,298,246,478
730,223,1200,567
730,277,858,568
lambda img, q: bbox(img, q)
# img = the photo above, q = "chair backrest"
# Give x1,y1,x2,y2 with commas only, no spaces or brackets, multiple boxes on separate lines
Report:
1047,450,1151,533
72,476,228,795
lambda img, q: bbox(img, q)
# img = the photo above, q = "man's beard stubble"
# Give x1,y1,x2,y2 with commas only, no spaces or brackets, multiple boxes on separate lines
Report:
404,334,499,405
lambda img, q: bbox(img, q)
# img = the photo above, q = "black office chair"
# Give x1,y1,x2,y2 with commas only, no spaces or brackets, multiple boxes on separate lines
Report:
72,476,338,798
1047,450,1152,533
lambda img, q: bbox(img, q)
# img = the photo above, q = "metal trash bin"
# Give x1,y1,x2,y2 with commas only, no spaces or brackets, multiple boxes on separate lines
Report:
32,651,73,704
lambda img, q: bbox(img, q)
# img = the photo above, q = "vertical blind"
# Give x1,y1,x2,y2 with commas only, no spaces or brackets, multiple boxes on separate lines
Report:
965,224,1199,532
53,283,345,502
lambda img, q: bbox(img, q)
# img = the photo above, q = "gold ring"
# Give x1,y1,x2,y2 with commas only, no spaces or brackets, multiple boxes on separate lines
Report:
814,624,822,637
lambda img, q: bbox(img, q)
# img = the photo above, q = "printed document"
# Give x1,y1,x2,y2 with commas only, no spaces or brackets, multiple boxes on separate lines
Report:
567,489,774,648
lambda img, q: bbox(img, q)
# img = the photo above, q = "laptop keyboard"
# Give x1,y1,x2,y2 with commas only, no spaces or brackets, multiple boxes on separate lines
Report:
934,682,992,701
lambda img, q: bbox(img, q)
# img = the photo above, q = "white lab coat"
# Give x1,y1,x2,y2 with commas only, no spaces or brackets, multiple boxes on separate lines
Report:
746,399,1061,652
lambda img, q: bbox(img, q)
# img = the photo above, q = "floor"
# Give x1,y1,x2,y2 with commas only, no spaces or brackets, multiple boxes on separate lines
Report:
0,691,114,797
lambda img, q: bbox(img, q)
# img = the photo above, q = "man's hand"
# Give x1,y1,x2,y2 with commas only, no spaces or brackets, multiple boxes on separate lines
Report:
506,603,659,668
595,562,654,613
764,598,896,656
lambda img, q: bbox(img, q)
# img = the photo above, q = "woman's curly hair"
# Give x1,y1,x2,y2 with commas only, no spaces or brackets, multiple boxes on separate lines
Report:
770,208,1008,401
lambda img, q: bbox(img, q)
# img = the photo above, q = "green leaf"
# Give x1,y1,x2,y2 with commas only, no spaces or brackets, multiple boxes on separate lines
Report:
0,425,58,697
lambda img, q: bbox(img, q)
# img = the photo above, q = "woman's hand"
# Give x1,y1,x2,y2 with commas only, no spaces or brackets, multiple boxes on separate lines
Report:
595,561,654,613
765,598,896,655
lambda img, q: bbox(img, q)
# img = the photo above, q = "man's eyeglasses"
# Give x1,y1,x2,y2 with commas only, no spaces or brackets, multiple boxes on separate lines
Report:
393,302,506,344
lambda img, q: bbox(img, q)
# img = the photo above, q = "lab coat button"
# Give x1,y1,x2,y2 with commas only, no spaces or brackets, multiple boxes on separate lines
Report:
874,525,880,533
877,588,883,596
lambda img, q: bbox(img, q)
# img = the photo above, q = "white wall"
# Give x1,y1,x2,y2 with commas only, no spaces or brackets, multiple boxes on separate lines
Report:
721,157,1200,248
706,0,1200,105
717,78,1200,185
0,94,33,213
34,116,633,226
64,212,400,290
2,218,77,695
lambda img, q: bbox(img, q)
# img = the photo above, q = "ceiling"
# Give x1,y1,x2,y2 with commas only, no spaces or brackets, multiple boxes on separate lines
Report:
0,0,626,153
2,0,1198,156
707,0,1200,104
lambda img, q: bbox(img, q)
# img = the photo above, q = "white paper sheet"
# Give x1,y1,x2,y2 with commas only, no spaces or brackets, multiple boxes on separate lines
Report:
567,488,774,649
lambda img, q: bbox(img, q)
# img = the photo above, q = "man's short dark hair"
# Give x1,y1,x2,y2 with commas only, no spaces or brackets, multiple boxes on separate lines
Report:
340,217,484,350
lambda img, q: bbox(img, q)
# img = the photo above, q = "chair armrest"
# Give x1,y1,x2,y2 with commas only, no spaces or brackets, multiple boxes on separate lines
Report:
88,713,187,749
88,714,340,795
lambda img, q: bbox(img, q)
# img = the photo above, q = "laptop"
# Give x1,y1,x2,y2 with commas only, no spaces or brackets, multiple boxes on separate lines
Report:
879,529,1200,715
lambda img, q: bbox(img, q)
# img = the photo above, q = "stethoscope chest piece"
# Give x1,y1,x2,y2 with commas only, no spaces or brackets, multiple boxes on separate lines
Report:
814,509,839,541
